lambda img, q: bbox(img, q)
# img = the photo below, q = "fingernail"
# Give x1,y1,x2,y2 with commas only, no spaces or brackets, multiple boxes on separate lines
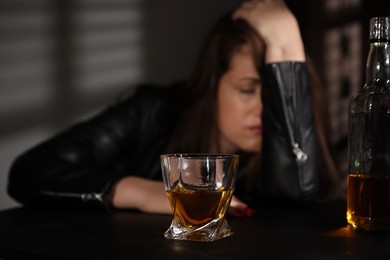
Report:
245,207,255,216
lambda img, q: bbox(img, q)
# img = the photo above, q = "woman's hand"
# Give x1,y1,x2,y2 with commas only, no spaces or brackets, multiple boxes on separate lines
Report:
228,196,255,217
109,176,172,214
233,0,305,63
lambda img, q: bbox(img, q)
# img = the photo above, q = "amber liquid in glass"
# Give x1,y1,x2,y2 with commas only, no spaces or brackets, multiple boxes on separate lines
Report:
166,183,233,229
347,173,390,230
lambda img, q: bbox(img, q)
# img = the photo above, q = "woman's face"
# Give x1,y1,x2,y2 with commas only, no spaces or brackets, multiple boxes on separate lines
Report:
217,45,262,153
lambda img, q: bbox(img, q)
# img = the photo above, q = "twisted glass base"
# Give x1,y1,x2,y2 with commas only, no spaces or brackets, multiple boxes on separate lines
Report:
164,218,233,242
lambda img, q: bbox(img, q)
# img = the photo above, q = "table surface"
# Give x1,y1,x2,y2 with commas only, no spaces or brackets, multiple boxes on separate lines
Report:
0,200,389,259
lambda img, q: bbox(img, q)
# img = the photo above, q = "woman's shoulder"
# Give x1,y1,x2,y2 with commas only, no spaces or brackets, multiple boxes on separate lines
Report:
108,81,187,126
117,80,188,105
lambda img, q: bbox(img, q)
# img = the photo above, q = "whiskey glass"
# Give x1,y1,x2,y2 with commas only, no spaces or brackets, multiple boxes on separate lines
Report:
160,154,238,242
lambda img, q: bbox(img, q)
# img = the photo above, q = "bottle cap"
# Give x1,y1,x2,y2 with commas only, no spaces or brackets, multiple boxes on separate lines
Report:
369,17,390,43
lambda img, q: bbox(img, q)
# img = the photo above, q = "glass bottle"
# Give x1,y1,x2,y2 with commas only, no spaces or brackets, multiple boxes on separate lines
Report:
347,17,390,230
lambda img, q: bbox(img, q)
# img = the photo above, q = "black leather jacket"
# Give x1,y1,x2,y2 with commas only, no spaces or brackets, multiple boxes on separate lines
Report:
7,62,319,210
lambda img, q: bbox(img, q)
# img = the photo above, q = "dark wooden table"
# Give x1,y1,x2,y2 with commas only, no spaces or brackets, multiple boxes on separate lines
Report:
0,200,389,259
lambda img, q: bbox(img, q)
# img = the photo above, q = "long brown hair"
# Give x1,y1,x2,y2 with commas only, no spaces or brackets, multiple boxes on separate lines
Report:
167,14,341,201
306,57,342,200
167,14,265,153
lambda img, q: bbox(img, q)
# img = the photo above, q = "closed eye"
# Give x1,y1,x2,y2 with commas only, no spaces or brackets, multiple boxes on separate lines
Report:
240,88,256,94
235,76,261,95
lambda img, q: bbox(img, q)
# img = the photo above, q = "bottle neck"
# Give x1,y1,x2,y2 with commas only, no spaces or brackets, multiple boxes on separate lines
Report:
365,41,390,87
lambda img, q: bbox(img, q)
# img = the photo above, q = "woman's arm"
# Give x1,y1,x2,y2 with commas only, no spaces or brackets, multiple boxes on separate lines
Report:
260,62,319,201
234,0,305,63
234,0,320,201
110,176,171,214
7,85,178,212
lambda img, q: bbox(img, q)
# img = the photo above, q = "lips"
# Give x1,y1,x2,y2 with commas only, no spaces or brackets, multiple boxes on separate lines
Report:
247,125,262,134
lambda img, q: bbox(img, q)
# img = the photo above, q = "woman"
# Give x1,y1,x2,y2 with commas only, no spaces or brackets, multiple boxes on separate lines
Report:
7,1,341,216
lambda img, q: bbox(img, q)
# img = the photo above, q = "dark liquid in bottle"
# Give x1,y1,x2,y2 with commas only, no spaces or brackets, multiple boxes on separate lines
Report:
347,174,390,230
348,105,390,230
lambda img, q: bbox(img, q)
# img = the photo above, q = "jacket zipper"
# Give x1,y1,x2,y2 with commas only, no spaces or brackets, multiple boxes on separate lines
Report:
274,63,308,162
291,63,308,162
39,190,104,202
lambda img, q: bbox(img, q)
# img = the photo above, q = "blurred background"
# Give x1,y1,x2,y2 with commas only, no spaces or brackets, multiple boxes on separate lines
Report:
0,0,389,210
